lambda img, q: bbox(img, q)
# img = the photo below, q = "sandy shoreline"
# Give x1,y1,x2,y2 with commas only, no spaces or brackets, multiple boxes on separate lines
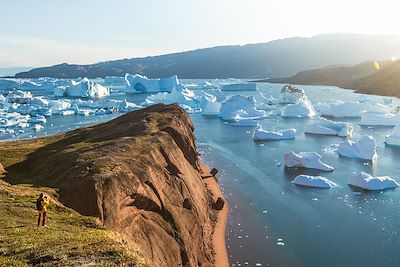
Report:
200,164,229,267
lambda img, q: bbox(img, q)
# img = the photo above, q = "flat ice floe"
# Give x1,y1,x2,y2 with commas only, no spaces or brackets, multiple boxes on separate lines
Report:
284,151,334,171
293,175,337,188
279,84,305,104
230,119,258,127
252,125,296,140
305,118,353,137
54,78,110,98
338,135,377,160
219,95,266,121
385,124,400,146
125,74,182,93
349,172,399,190
281,98,316,118
317,101,370,118
359,112,400,126
221,83,257,91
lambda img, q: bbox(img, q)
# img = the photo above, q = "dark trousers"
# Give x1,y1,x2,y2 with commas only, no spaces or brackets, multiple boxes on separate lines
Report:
38,211,47,226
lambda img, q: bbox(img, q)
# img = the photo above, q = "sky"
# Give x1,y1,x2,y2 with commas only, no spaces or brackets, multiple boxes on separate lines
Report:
1,0,400,68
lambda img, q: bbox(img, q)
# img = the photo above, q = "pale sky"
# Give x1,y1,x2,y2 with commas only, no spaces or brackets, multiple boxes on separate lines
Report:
1,0,400,68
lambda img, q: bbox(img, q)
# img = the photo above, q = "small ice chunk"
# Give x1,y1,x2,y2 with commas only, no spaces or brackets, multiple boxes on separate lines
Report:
349,172,399,190
253,125,296,140
284,151,334,171
305,117,353,137
293,175,337,189
338,135,377,161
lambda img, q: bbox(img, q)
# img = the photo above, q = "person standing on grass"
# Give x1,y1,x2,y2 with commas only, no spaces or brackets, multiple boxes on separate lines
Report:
36,193,50,227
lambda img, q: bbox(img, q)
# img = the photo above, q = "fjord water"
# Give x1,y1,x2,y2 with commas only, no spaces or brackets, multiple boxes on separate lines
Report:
4,81,400,266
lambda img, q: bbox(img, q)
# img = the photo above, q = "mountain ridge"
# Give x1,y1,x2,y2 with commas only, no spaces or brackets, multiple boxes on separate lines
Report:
14,33,400,79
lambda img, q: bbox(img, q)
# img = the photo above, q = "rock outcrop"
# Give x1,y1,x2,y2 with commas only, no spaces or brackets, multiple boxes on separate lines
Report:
4,104,219,267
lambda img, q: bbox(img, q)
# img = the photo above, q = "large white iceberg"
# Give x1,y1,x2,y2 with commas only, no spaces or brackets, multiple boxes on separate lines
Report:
281,98,316,118
219,95,266,121
349,172,399,190
125,74,182,93
293,175,337,188
317,101,370,118
284,151,334,171
221,83,257,91
253,125,296,140
338,135,377,160
279,85,305,104
54,78,110,98
305,118,353,137
385,124,400,146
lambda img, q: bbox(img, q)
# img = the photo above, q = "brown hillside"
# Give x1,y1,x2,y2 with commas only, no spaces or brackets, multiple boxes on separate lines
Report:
1,104,220,267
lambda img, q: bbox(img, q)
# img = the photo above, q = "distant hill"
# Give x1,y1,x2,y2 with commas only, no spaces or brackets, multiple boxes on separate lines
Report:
266,60,400,97
15,33,400,79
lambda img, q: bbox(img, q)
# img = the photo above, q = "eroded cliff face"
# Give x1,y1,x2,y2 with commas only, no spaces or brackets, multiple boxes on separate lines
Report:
7,104,217,267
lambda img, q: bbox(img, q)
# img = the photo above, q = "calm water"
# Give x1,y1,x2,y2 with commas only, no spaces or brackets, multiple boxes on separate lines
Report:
3,80,400,266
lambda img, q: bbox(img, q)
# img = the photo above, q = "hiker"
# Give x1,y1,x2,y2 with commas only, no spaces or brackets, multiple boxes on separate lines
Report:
36,193,50,227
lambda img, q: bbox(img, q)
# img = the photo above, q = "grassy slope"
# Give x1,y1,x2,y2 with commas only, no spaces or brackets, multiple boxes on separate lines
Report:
0,136,148,267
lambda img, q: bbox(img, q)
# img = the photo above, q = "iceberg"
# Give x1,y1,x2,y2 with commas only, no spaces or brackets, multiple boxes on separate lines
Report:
125,74,182,93
318,101,370,118
284,151,334,171
305,118,353,137
104,76,126,85
293,175,337,188
338,135,377,160
253,125,296,140
48,100,71,115
385,124,400,146
201,100,221,116
221,83,257,91
231,119,258,127
359,112,400,126
5,90,33,104
143,86,212,110
349,172,399,190
33,124,44,131
279,85,305,104
219,95,266,121
0,112,30,128
28,115,46,124
55,78,110,98
281,98,316,118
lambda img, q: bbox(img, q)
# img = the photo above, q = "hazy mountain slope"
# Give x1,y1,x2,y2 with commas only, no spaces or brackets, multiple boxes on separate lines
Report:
267,61,390,88
355,61,400,97
15,33,400,79
267,60,400,97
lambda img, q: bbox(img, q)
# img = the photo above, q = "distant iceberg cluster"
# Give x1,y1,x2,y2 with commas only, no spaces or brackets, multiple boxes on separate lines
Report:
1,76,399,193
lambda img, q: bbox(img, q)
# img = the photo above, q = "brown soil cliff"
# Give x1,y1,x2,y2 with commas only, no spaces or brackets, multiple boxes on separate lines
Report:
2,104,220,267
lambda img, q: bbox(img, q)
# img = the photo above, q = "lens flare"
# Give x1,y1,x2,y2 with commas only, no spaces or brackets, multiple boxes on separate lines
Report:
374,61,380,70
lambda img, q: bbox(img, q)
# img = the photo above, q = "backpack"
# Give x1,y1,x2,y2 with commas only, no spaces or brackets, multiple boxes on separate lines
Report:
36,197,43,211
